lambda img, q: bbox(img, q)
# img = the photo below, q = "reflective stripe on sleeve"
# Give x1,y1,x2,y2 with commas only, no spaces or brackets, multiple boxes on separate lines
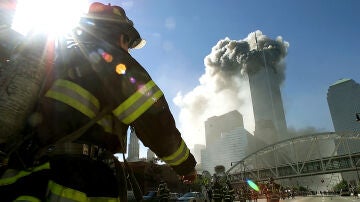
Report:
0,162,50,186
161,140,190,166
113,80,163,124
14,195,41,202
45,79,112,132
47,180,120,202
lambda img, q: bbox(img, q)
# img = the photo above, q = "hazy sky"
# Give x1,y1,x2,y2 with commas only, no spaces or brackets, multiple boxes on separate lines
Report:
92,0,360,156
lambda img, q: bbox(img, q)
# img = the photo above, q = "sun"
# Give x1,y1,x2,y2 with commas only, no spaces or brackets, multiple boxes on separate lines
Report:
12,0,89,36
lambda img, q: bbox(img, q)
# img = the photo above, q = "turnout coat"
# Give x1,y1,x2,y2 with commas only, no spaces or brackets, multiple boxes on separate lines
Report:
0,41,196,201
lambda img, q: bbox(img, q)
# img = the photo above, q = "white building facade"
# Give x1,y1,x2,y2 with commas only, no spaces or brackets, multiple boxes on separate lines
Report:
327,78,360,185
201,127,251,174
127,129,140,161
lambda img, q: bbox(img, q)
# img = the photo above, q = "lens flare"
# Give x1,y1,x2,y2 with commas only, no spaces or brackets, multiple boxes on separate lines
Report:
246,179,259,191
129,77,136,84
102,52,113,63
115,63,126,75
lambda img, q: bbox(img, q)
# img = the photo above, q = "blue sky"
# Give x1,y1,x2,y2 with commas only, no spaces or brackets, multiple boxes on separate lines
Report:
86,0,360,156
12,0,356,157
100,0,359,147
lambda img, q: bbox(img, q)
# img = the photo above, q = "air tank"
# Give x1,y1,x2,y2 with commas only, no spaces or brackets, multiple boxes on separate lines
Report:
0,27,49,144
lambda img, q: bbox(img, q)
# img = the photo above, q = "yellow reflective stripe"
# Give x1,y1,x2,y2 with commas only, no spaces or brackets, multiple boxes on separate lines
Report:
48,83,99,114
45,79,99,118
55,79,99,108
161,140,190,166
113,80,156,116
113,80,163,124
122,89,163,124
14,195,41,202
48,180,87,201
87,197,121,202
0,162,50,186
48,180,120,202
45,79,112,132
46,90,97,118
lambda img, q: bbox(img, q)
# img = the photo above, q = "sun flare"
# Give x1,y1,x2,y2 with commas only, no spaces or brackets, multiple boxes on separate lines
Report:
12,0,89,36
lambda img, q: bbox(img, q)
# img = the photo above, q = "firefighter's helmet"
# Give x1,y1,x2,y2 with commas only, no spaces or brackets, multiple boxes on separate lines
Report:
83,2,145,49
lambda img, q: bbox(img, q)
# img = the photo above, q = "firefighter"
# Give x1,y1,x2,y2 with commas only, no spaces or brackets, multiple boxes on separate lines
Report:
222,180,235,202
211,175,223,202
157,180,170,202
0,2,197,201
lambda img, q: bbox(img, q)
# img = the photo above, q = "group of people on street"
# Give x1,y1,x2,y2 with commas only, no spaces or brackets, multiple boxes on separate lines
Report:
205,174,235,202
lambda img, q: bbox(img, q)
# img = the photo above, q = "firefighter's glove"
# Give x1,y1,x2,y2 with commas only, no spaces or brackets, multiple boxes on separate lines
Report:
181,169,197,184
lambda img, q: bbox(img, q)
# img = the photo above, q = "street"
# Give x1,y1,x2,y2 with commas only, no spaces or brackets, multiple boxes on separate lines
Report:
243,196,360,202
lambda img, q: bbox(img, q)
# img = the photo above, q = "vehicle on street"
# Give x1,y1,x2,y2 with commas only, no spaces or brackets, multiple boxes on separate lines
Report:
143,191,159,201
176,192,206,202
169,192,181,201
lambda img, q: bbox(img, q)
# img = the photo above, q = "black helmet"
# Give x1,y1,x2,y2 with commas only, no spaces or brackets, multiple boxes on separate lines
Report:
82,2,145,49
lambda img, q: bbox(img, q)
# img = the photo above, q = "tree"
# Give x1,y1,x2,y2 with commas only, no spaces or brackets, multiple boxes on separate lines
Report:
333,180,349,192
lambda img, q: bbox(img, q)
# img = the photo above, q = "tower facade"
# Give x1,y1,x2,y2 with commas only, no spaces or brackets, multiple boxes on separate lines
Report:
248,66,287,144
202,110,262,173
147,149,155,161
327,78,360,150
192,144,205,165
327,78,360,185
204,110,244,147
128,128,140,161
201,127,251,173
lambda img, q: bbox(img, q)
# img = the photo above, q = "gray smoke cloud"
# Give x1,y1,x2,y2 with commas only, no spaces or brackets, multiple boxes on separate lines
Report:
174,30,289,148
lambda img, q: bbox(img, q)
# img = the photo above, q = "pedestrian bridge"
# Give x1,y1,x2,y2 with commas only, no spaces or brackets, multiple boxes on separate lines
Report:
226,132,360,182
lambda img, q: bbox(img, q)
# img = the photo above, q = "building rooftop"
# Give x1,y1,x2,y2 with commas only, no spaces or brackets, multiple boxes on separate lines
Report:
330,78,351,86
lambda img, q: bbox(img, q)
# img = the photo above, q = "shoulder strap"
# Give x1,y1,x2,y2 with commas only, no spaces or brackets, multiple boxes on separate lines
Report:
57,106,112,144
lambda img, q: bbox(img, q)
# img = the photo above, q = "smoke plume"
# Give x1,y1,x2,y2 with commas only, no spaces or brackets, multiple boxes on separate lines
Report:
174,30,289,148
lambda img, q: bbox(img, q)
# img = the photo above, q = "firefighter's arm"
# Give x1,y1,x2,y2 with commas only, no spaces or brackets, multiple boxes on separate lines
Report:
109,52,197,176
131,95,197,176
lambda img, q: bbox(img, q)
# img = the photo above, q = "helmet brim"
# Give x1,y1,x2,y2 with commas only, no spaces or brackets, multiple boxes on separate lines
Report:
132,39,146,49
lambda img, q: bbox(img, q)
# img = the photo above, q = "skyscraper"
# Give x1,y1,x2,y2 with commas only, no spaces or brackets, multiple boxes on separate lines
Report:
327,78,360,137
204,110,244,147
201,126,252,173
327,78,360,185
248,65,288,144
191,144,205,165
128,128,140,161
147,149,155,161
201,110,260,173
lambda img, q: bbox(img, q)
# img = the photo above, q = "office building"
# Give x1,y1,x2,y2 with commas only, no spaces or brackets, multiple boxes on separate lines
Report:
205,110,244,147
201,127,252,173
128,128,140,161
201,110,260,173
327,78,360,137
248,65,288,144
327,78,360,185
146,149,155,161
192,144,205,165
